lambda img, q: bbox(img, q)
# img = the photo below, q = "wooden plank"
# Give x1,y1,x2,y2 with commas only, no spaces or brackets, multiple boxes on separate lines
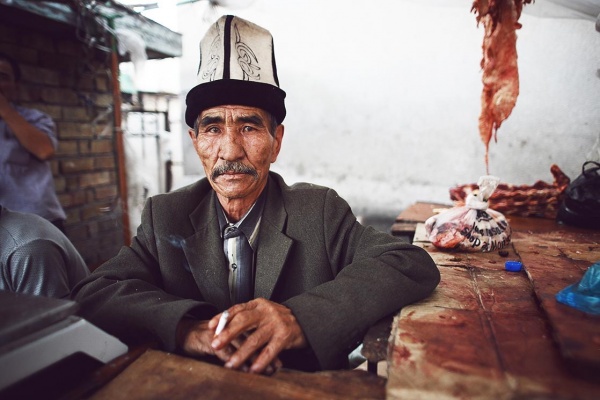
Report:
513,231,600,380
417,266,481,311
361,253,527,366
504,215,563,233
90,349,386,400
273,368,386,398
492,313,600,399
395,202,451,223
390,221,420,237
513,230,600,264
387,307,510,400
413,241,535,314
413,242,471,268
388,267,600,399
391,202,450,238
472,267,539,316
426,261,540,316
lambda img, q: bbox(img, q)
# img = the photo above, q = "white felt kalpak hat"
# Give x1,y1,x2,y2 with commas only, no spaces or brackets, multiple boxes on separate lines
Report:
185,15,286,127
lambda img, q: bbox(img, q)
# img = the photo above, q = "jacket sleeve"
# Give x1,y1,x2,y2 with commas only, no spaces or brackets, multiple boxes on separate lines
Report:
283,189,440,370
71,197,217,351
8,240,71,299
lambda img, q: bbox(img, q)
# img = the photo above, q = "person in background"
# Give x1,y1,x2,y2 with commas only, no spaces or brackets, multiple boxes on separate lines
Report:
72,15,440,374
0,52,66,231
0,205,89,299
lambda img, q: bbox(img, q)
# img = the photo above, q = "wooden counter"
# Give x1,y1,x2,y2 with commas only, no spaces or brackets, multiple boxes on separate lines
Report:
386,203,600,399
4,202,597,399
89,349,386,400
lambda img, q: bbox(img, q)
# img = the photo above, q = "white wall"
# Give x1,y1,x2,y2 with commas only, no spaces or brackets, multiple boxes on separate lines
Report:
140,0,600,220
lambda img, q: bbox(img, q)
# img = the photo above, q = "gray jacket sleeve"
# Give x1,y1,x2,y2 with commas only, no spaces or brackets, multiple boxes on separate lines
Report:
71,198,217,350
283,188,440,370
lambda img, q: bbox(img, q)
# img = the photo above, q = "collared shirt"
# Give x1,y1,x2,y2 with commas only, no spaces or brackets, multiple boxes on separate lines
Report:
0,105,66,221
216,186,267,304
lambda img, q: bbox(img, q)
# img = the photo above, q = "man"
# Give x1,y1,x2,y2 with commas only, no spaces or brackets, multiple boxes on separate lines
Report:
72,15,440,374
0,52,66,230
0,205,89,299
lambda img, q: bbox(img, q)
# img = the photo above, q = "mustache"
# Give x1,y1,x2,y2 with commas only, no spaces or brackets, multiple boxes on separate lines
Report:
211,161,258,180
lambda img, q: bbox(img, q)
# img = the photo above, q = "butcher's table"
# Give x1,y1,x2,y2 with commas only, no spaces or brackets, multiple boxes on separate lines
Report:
3,202,598,399
386,202,600,399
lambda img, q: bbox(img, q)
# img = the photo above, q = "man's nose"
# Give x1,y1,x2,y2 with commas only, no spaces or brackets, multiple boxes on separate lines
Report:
219,128,244,160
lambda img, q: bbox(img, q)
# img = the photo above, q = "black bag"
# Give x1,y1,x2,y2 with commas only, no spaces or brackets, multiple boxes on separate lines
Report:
557,161,600,229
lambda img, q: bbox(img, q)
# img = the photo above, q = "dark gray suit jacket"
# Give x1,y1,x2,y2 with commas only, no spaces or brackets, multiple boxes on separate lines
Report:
72,172,439,370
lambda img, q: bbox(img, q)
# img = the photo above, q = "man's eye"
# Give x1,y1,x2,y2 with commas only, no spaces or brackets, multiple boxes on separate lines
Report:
204,126,220,134
242,126,256,132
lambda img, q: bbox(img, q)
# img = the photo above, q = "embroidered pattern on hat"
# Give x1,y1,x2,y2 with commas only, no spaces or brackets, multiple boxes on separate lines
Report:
202,34,221,81
234,24,260,81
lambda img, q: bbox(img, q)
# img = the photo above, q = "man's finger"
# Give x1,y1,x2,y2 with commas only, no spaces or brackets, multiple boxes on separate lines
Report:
224,330,267,369
211,306,259,350
213,343,236,363
248,338,286,374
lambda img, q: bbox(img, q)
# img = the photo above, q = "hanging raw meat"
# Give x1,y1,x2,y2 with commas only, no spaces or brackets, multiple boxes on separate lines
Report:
472,0,533,173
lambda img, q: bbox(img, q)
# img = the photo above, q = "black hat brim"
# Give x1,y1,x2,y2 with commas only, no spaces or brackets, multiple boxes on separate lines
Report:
185,80,286,127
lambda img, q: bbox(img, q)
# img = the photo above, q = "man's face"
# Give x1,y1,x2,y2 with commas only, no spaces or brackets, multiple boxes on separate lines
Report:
0,60,18,101
189,105,284,203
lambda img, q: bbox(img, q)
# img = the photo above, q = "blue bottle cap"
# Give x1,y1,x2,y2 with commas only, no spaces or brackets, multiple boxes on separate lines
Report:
505,261,522,272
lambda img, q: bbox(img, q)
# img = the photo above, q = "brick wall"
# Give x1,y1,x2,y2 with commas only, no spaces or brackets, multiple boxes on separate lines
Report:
0,23,125,270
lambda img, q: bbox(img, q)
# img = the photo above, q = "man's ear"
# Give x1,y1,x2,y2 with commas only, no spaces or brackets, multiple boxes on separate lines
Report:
271,124,284,163
188,128,196,139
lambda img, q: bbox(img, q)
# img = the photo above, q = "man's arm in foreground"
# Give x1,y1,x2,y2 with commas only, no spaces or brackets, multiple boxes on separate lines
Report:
0,93,55,160
282,188,440,370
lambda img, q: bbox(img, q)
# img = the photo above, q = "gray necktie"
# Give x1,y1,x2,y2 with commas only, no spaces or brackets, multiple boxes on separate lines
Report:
223,224,254,304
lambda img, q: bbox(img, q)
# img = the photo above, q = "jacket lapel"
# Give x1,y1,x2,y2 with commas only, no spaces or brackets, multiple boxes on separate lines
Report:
181,174,293,307
254,177,293,300
182,192,231,310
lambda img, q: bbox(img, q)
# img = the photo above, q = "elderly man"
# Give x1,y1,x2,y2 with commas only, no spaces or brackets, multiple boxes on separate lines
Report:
72,15,440,374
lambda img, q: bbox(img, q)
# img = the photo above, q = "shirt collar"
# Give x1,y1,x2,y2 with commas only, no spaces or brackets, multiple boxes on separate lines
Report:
216,181,268,240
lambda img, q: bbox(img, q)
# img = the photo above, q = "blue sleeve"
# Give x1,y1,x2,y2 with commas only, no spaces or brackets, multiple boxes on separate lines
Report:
21,107,58,149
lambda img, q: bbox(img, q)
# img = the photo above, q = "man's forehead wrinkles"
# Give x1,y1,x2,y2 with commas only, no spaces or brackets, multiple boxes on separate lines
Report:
200,111,265,125
202,105,266,116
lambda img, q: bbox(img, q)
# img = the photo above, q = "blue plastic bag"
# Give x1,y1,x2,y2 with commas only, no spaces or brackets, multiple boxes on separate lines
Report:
555,262,600,315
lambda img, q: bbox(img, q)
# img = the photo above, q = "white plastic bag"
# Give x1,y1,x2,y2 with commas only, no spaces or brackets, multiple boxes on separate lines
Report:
425,176,512,252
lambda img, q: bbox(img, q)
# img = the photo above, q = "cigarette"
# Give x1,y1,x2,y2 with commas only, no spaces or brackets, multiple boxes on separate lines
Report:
215,310,229,335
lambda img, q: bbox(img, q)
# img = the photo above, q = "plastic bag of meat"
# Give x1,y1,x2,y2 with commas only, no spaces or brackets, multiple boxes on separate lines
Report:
425,176,512,252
